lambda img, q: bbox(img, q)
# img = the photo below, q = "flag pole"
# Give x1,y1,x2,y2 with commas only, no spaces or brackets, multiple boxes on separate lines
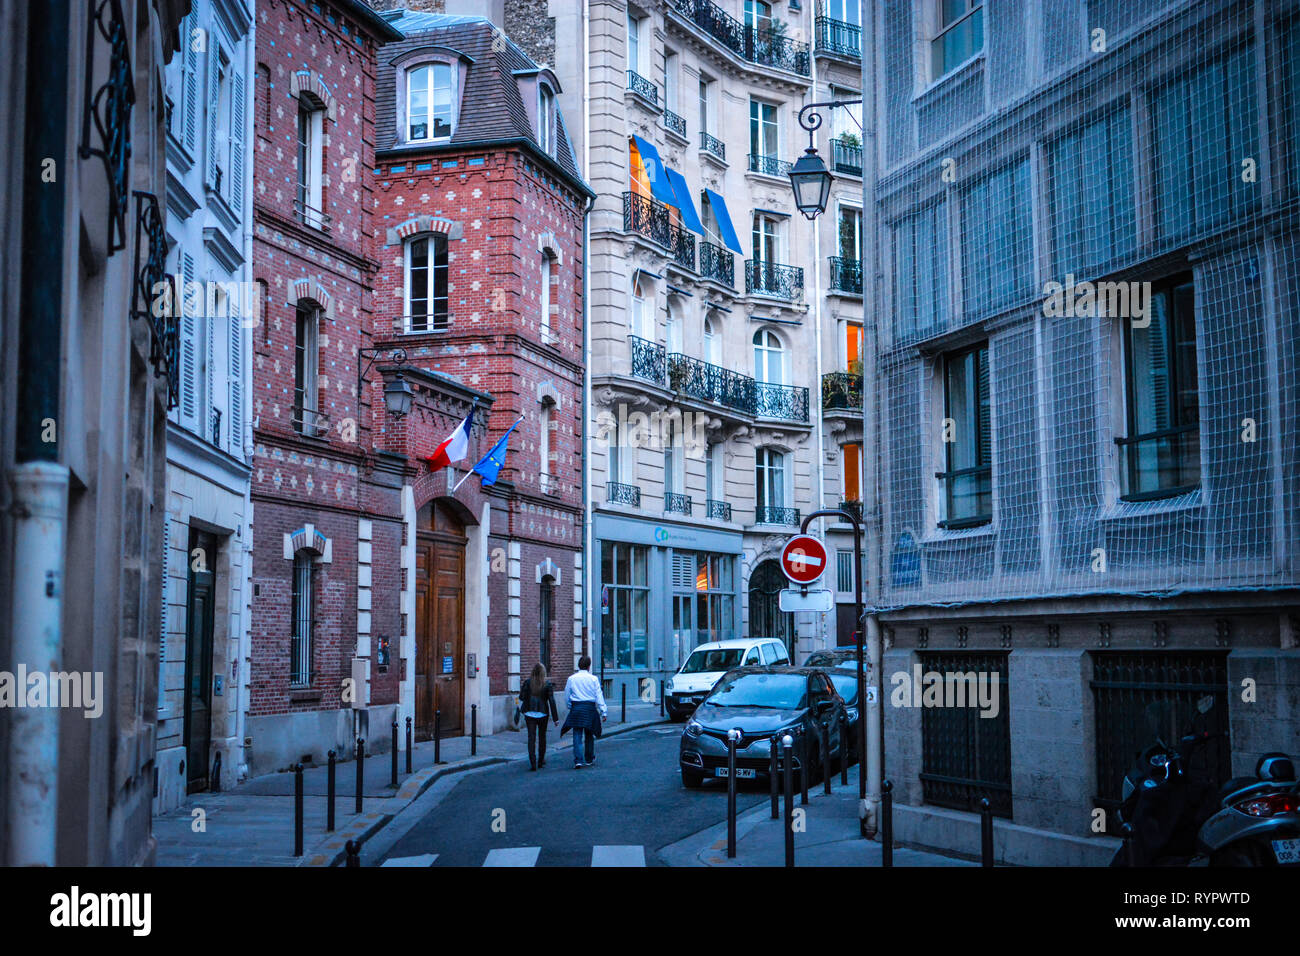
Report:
451,468,474,492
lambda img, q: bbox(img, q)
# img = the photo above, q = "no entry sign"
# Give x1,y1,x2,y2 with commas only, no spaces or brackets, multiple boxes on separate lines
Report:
780,534,827,585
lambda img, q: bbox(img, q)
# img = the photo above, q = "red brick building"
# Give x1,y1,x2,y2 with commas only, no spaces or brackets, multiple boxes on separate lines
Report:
366,9,591,734
246,0,403,773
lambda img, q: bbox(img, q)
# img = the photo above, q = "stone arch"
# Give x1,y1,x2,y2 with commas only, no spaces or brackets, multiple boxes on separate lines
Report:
283,523,332,563
535,558,561,585
288,278,334,319
290,69,337,120
387,214,463,246
536,230,564,265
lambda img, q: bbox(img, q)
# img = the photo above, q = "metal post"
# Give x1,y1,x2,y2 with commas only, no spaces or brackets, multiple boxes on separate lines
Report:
355,738,365,814
770,737,780,819
345,839,361,868
211,752,222,793
391,720,399,787
293,763,304,857
981,797,994,867
405,717,412,775
782,734,795,868
659,680,665,717
881,779,893,867
821,718,832,795
621,683,627,722
839,714,848,786
800,730,809,805
327,750,336,832
434,710,442,764
726,729,740,859
471,704,478,756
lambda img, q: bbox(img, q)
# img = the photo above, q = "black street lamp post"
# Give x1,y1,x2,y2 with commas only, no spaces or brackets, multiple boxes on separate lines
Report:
356,346,413,420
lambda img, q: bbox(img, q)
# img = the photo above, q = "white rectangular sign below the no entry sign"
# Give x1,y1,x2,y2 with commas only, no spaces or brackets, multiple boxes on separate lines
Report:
779,588,834,613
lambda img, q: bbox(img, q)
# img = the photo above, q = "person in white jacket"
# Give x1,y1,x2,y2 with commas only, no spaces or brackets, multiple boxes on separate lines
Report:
560,656,607,768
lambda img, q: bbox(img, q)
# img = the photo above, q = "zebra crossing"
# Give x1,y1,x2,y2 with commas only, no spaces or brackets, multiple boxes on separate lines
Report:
382,845,646,867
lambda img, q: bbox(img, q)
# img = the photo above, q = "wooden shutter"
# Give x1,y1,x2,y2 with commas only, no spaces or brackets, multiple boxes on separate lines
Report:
183,16,199,153
228,302,243,457
205,42,221,188
180,252,197,427
230,69,245,206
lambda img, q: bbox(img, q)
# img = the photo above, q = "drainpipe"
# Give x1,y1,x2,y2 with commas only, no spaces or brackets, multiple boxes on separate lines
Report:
807,18,827,655
581,0,594,670
6,0,70,867
859,0,883,838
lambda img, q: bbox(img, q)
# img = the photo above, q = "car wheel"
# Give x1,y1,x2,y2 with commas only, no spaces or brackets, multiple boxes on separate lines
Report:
681,768,704,789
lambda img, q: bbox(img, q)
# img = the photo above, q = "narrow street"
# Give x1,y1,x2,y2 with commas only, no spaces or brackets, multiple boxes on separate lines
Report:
378,726,768,867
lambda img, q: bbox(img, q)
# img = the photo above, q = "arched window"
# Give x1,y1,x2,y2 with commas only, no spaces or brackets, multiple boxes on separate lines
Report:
405,234,449,332
538,85,556,155
666,301,681,354
703,316,720,365
290,550,316,686
294,302,321,435
630,276,649,340
296,96,325,228
540,249,558,344
407,63,454,142
748,559,794,653
753,328,785,384
539,575,555,670
539,398,554,491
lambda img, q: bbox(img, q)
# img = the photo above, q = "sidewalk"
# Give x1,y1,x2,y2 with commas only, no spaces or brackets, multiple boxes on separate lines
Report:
661,782,979,867
154,700,667,867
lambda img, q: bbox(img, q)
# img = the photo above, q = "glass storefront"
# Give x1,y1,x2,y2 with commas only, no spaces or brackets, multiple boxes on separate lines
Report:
669,551,736,669
601,542,649,670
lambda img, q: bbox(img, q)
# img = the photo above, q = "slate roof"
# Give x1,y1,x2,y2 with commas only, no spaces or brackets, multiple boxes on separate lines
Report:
374,10,590,197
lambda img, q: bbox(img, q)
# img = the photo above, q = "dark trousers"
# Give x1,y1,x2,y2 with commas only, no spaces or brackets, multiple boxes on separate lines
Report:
525,716,549,767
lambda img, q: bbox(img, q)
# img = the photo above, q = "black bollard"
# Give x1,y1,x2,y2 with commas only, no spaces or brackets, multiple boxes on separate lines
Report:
980,797,994,867
434,710,443,765
355,738,365,814
726,729,739,859
839,714,848,786
782,734,795,868
405,717,413,775
471,704,478,756
881,779,894,867
327,750,336,832
293,763,304,857
621,683,627,722
391,720,399,787
345,839,360,868
659,680,665,717
821,719,832,795
769,737,779,819
211,751,222,793
800,730,808,805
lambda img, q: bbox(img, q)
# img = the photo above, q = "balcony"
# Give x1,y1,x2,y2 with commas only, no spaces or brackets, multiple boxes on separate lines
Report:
748,153,792,178
700,130,726,161
755,505,800,526
663,108,686,138
699,241,734,287
667,352,756,414
607,481,642,507
838,499,864,525
745,260,804,300
292,405,330,438
831,137,863,176
294,196,331,232
706,499,732,521
623,191,672,247
664,492,693,516
829,256,863,295
630,334,666,386
755,381,810,422
822,370,863,412
815,16,862,60
396,312,452,335
668,0,811,77
669,222,696,271
627,70,658,106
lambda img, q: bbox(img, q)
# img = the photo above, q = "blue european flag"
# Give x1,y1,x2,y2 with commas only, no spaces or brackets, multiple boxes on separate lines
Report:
471,417,523,487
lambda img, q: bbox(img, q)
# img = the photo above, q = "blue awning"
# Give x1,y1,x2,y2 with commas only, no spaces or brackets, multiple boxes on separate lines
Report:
630,135,678,206
703,188,743,254
664,168,704,236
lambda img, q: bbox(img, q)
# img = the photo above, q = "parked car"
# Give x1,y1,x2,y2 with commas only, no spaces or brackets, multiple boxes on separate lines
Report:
679,666,847,789
664,638,790,721
803,650,863,759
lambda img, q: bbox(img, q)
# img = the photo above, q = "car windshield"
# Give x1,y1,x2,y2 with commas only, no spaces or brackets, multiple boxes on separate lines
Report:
680,648,745,674
704,673,807,709
830,672,858,705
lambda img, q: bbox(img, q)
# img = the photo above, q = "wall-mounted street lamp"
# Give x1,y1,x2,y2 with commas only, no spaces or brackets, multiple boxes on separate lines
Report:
357,346,413,419
790,99,863,220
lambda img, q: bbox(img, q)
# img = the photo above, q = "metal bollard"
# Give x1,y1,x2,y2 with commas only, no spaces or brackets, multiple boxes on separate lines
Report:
881,779,894,867
659,680,665,717
769,737,779,819
405,717,412,775
839,715,848,786
391,720,399,787
782,734,795,868
345,839,361,868
726,729,740,858
821,719,832,795
327,750,336,832
980,797,994,867
434,710,443,765
211,751,222,793
799,730,808,805
355,738,365,814
621,683,627,722
293,763,304,857
471,704,478,756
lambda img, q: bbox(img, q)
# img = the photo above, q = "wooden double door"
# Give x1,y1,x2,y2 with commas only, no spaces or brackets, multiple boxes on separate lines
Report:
415,500,467,739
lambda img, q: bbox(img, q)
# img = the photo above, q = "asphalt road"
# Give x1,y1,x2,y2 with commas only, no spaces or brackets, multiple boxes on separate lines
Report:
378,724,774,866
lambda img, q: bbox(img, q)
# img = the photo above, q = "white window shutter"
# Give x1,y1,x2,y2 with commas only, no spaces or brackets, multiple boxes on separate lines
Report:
180,252,197,427
183,17,199,154
230,69,245,207
207,301,215,442
228,305,243,458
205,43,220,188
158,517,169,712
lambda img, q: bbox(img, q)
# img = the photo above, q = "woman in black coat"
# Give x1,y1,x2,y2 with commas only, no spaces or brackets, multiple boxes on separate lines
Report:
517,662,559,770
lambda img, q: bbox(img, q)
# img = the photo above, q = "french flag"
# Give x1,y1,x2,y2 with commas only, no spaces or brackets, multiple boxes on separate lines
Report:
426,407,474,470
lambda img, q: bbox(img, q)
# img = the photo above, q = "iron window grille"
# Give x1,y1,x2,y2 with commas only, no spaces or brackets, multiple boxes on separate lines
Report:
837,500,863,525
129,191,179,408
667,352,756,414
664,492,693,515
755,505,800,525
706,499,732,521
815,15,862,60
829,256,863,294
629,334,666,386
663,108,686,137
81,0,135,254
627,70,659,106
919,651,1012,818
607,481,642,507
623,191,673,247
668,0,811,76
290,553,315,687
700,130,726,160
670,223,696,271
755,382,810,422
830,137,864,176
699,241,734,286
745,260,803,300
211,408,222,446
748,153,793,177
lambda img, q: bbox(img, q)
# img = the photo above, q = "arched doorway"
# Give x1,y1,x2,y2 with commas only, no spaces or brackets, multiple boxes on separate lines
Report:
748,559,794,655
415,498,467,738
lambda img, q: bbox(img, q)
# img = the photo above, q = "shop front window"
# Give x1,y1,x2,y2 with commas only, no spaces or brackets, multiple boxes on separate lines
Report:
601,542,649,670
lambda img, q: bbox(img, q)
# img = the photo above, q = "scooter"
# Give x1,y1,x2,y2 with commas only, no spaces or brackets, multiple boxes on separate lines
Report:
1197,752,1300,866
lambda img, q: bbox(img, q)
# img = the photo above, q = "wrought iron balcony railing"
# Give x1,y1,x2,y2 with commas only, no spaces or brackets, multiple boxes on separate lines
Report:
294,196,332,232
630,334,666,386
829,256,863,295
607,481,642,506
664,108,686,138
129,191,179,408
831,137,863,176
292,405,331,438
82,0,135,254
627,70,658,106
838,499,864,525
667,352,756,414
668,0,811,77
755,381,810,422
670,223,696,271
706,499,732,521
699,241,734,287
822,370,863,411
748,153,792,177
815,16,862,60
664,492,692,515
755,505,800,525
700,130,726,160
745,260,804,300
211,407,222,446
623,191,673,247
397,312,452,334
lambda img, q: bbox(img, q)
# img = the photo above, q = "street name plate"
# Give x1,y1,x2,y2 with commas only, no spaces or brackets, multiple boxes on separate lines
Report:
779,588,834,612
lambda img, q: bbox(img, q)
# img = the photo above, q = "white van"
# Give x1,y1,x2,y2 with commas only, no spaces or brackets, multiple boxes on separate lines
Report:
663,638,791,720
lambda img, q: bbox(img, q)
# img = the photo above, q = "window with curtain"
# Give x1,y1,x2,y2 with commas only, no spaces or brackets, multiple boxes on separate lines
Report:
408,62,454,142
939,343,992,528
961,159,1031,317
630,278,649,340
755,447,786,511
1047,105,1134,280
753,328,785,385
698,77,711,134
893,202,948,339
749,99,778,161
601,542,649,670
627,12,642,75
751,213,779,263
290,552,315,686
1120,275,1200,500
406,234,449,332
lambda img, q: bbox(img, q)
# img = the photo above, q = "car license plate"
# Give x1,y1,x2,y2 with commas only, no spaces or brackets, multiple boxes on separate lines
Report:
715,767,756,779
1272,838,1300,864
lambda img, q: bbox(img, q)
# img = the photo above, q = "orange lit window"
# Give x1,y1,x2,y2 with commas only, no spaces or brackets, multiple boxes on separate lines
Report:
846,323,862,368
842,442,862,502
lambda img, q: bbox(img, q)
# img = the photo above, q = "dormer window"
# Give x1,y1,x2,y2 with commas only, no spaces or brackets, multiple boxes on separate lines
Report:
538,85,556,156
408,63,454,142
